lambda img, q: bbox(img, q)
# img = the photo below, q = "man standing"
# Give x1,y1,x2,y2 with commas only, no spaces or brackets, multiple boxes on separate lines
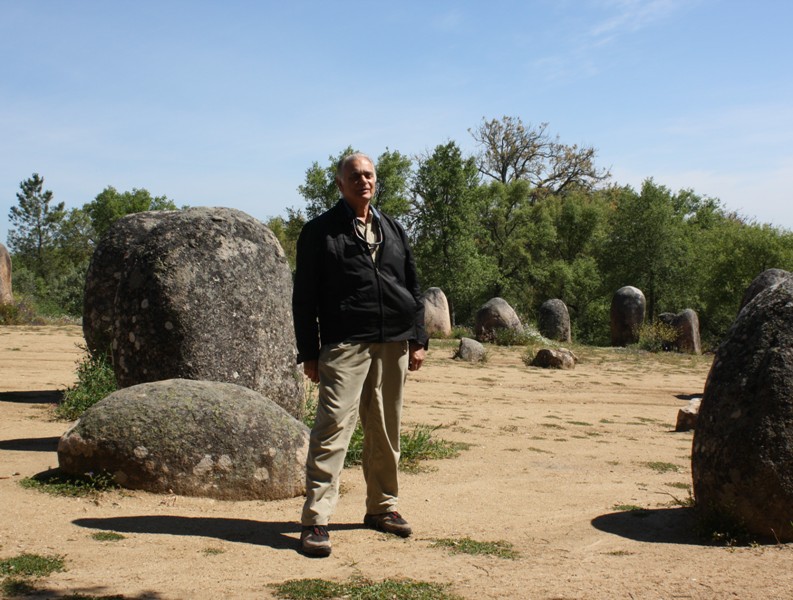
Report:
292,152,428,557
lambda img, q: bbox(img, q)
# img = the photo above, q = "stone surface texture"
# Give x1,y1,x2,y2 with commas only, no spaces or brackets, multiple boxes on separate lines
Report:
0,242,12,305
530,348,577,370
537,299,571,342
739,268,791,313
423,287,452,338
58,379,309,500
475,297,522,342
610,286,645,347
455,337,486,362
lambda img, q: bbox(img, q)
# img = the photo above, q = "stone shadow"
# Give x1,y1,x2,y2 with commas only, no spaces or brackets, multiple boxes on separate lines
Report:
73,515,363,552
0,436,60,451
591,507,703,545
0,390,62,404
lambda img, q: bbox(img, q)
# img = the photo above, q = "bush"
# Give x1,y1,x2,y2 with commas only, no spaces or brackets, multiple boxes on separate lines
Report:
636,321,678,352
57,350,117,420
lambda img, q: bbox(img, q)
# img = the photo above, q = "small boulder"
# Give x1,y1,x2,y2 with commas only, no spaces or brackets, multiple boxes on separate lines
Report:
423,287,452,338
610,286,645,347
692,277,793,541
530,348,577,370
475,297,522,342
454,337,486,362
675,397,702,432
58,379,309,501
538,299,571,342
0,242,12,305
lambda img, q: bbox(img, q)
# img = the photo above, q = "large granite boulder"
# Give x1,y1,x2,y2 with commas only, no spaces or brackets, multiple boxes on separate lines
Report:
423,287,452,338
0,242,11,305
537,299,571,342
610,286,645,347
692,277,793,541
83,212,166,355
58,379,309,500
97,207,302,420
739,268,791,313
659,309,702,354
475,297,522,342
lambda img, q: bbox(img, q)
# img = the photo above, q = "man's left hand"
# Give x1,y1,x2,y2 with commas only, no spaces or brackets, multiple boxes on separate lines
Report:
408,343,426,371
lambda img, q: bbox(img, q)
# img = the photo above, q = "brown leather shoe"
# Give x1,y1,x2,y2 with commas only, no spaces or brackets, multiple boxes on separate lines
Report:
300,525,331,557
363,511,412,537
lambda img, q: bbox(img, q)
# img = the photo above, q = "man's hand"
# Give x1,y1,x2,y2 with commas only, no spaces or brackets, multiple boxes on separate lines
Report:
303,359,319,383
408,343,426,372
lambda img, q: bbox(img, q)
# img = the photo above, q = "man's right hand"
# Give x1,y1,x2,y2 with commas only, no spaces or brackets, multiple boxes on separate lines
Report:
303,360,319,383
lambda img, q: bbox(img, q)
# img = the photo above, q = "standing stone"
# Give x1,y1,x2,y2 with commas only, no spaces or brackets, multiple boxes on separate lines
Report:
475,297,522,342
423,287,452,338
671,309,701,354
538,299,571,342
0,242,12,305
739,268,791,312
610,286,645,347
58,379,309,500
692,277,793,541
83,212,168,355
105,207,303,420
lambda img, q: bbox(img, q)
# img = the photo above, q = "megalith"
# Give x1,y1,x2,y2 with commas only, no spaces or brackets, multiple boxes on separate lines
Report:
0,242,12,305
83,211,167,355
475,297,522,342
692,277,793,541
538,299,571,342
58,379,309,501
423,287,452,338
92,207,303,420
610,286,645,346
739,268,791,313
671,309,701,354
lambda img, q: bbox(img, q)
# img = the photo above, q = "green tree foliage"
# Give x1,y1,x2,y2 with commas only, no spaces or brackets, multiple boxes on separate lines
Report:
7,173,66,279
84,186,177,241
410,142,498,324
265,207,306,270
469,116,610,194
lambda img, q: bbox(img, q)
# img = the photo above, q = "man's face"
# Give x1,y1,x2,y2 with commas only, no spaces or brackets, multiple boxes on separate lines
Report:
336,156,376,210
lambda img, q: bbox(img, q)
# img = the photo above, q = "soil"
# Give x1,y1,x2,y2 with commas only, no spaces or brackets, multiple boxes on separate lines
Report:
2,325,793,599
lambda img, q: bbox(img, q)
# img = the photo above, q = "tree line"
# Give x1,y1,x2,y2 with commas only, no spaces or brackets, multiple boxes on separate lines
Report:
267,116,793,347
5,116,793,346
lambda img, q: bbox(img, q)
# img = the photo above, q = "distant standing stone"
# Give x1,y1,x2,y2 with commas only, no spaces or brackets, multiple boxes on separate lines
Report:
610,286,645,347
671,309,701,354
0,242,12,305
475,297,522,342
692,277,793,541
739,268,791,313
423,287,452,338
538,299,571,342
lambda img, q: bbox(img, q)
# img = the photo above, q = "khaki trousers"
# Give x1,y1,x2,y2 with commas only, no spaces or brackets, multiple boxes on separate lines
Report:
301,341,409,526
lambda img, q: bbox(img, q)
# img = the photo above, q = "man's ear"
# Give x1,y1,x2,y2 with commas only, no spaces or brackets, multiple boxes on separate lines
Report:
335,176,343,193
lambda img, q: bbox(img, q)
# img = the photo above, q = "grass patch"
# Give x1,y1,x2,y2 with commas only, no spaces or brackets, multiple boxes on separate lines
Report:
430,537,519,559
567,421,593,426
272,576,462,599
666,482,691,490
91,531,125,542
57,349,117,420
20,469,118,497
640,461,680,474
202,547,226,556
613,504,650,517
0,553,65,578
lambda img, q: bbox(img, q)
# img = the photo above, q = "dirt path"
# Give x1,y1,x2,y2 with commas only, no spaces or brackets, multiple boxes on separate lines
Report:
2,326,792,599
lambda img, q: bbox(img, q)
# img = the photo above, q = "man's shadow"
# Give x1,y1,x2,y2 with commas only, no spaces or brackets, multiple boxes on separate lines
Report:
0,390,62,404
73,515,363,551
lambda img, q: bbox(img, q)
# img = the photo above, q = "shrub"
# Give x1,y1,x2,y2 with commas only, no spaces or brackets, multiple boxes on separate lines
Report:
57,350,117,420
637,321,678,352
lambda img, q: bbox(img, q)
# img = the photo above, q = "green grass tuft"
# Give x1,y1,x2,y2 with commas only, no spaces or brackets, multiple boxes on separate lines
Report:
20,469,117,497
430,537,519,559
91,531,125,542
272,576,461,599
0,553,65,578
640,461,680,474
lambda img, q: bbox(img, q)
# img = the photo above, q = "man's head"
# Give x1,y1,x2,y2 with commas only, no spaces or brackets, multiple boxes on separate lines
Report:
336,153,376,213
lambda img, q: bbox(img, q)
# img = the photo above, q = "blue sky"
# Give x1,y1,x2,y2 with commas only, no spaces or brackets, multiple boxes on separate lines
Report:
2,0,792,245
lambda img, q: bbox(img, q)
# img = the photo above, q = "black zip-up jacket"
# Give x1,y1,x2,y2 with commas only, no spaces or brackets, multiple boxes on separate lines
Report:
292,199,428,364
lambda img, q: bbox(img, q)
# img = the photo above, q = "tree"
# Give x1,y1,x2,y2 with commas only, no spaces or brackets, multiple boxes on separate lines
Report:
297,146,357,219
265,207,306,271
7,173,66,279
469,116,610,194
410,141,497,324
84,186,177,241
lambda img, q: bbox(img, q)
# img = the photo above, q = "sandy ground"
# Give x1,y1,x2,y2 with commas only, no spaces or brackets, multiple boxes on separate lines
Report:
2,325,793,600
